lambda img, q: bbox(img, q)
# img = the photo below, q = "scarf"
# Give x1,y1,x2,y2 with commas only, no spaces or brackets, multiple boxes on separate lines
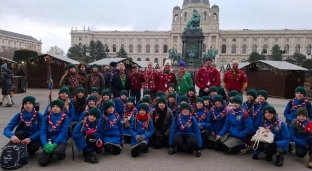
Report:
137,113,149,121
178,70,186,81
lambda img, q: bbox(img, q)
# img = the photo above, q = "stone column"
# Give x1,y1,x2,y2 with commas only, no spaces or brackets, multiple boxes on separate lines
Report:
198,41,202,58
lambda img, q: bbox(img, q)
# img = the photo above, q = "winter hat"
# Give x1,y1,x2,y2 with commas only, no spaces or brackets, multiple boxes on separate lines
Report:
105,88,111,93
218,87,226,97
92,64,98,68
247,89,257,99
231,95,242,105
22,96,36,106
138,103,148,112
204,56,212,62
142,96,150,103
51,99,64,110
196,97,204,104
102,90,110,97
202,96,209,101
127,97,135,104
1,63,7,69
120,90,128,97
164,59,171,66
295,86,306,96
180,103,191,112
213,95,223,103
168,83,175,89
229,90,239,97
178,61,186,67
59,86,69,95
87,95,97,103
109,61,117,67
143,89,151,96
168,93,176,99
68,63,76,70
88,107,101,119
257,90,268,100
180,95,188,102
157,91,165,97
296,107,308,117
90,87,99,93
188,86,195,92
104,101,115,112
157,96,167,104
209,86,218,93
263,105,276,115
76,87,85,94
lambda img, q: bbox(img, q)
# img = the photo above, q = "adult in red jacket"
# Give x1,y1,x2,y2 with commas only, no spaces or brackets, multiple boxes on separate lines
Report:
129,64,145,104
157,60,176,93
143,62,158,100
223,60,248,100
195,57,221,97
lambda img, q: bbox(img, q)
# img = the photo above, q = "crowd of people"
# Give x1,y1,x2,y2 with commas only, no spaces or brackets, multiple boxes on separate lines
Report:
1,57,312,169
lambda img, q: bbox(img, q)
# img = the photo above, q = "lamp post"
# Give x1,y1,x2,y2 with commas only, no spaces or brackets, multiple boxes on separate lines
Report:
86,52,90,63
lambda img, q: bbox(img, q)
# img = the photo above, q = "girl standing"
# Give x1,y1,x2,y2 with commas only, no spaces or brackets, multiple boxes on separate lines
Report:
59,64,81,98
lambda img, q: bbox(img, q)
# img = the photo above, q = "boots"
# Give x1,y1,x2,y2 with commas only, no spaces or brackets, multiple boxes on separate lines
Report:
84,152,99,164
308,155,312,168
275,154,284,167
264,154,273,161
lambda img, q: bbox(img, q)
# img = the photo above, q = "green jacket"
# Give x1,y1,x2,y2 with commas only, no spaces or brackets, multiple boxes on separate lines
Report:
175,72,193,95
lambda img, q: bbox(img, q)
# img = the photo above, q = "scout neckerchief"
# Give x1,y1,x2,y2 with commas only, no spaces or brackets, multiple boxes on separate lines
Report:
230,69,239,81
253,101,267,117
104,113,119,128
193,108,207,122
211,106,227,120
296,120,312,133
144,70,154,89
188,97,195,107
90,73,99,86
84,117,97,131
178,114,192,130
291,98,309,111
136,114,149,130
118,97,126,107
232,109,244,115
244,101,255,113
263,119,281,129
131,72,140,84
70,74,78,87
123,106,136,119
79,74,86,83
19,109,37,127
48,112,66,132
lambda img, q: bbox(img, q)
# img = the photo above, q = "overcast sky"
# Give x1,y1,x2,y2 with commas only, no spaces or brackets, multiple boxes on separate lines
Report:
1,0,311,54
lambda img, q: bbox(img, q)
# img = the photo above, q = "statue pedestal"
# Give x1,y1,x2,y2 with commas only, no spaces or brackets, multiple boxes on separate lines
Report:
172,58,203,73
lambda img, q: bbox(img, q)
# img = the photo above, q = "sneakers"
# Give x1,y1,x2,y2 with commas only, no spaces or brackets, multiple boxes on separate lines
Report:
264,155,273,161
84,153,99,164
288,143,294,152
275,155,284,167
308,155,312,168
168,148,174,155
196,150,201,157
237,144,249,154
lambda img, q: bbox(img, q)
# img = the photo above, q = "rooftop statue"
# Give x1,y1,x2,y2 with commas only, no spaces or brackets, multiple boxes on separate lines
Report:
185,9,200,30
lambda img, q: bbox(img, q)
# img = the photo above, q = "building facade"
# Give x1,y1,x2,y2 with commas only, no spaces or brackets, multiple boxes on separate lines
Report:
0,29,42,55
70,0,312,68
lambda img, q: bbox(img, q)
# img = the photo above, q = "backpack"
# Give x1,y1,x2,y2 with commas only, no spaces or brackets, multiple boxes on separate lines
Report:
0,143,27,170
289,100,311,111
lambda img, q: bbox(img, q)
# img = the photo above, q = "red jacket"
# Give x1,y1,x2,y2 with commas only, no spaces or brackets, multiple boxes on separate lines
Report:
157,72,176,92
129,72,145,90
223,69,248,92
143,70,158,91
195,67,220,90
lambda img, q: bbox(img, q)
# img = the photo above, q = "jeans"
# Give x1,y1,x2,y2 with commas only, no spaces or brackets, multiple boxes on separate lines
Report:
130,90,141,104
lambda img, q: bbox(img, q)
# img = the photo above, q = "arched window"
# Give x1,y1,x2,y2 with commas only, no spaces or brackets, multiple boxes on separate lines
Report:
184,12,188,21
284,44,289,54
137,58,141,61
104,44,109,52
154,58,158,64
241,59,246,63
212,13,217,20
155,44,159,53
204,11,207,21
220,59,226,65
174,14,179,21
113,44,116,52
263,44,268,54
242,44,247,54
146,44,150,53
295,44,300,53
129,44,133,53
252,44,257,52
307,44,312,55
202,43,206,52
163,44,168,53
78,43,82,47
221,44,226,53
137,44,141,53
146,58,150,61
121,44,124,49
231,44,236,54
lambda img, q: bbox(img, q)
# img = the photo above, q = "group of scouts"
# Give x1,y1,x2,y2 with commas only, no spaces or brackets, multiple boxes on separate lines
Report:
2,57,312,169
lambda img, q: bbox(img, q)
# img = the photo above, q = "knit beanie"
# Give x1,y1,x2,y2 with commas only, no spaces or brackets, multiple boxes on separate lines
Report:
202,96,209,101
59,86,69,95
231,95,242,105
157,96,167,104
92,64,98,68
204,56,212,62
51,99,64,110
180,95,188,102
178,61,186,67
109,61,117,67
295,86,306,96
247,89,257,99
102,90,110,97
22,96,36,106
68,63,76,70
87,95,97,103
257,90,268,100
105,88,111,93
209,86,218,93
104,101,115,112
168,93,176,99
188,86,195,92
138,103,148,112
296,107,308,117
213,95,223,103
263,105,276,115
180,103,191,112
142,96,150,103
143,89,151,96
168,83,175,89
229,90,239,97
90,87,99,93
76,87,85,94
218,87,226,96
127,97,135,104
1,63,7,69
88,107,101,119
157,91,165,97
196,97,204,104
120,90,128,97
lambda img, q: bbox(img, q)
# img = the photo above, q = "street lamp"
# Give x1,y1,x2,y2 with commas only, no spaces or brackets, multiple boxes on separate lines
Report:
86,52,90,63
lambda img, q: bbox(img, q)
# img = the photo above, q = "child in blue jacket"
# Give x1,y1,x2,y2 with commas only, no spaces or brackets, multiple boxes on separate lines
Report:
168,103,202,157
252,105,289,167
38,99,70,166
123,97,137,143
86,87,101,105
98,101,123,155
4,96,43,155
136,89,153,108
142,96,154,113
167,93,178,117
71,87,86,122
72,107,102,164
217,95,252,154
289,107,312,168
129,103,154,157
98,90,112,114
242,89,257,117
113,90,128,118
252,90,269,134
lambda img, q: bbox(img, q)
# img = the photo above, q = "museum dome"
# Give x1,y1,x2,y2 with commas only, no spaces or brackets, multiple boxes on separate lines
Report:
211,4,219,9
173,5,181,10
183,0,209,5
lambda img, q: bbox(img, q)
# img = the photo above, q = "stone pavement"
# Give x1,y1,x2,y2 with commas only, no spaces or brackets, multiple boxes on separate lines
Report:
0,89,310,171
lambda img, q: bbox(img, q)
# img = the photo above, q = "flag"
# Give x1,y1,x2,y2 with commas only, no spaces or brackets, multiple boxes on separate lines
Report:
48,71,53,104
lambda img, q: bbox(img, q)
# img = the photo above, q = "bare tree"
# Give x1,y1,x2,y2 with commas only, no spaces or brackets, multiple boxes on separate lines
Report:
0,47,18,59
47,45,65,56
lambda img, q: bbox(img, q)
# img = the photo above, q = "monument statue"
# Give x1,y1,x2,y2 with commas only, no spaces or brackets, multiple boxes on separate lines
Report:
186,45,198,63
204,46,218,60
185,9,200,30
168,47,181,64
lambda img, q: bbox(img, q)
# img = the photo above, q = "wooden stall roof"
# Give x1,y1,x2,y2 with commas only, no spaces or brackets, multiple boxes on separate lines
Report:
220,62,249,73
25,53,80,64
0,56,18,64
88,58,158,68
241,60,308,71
